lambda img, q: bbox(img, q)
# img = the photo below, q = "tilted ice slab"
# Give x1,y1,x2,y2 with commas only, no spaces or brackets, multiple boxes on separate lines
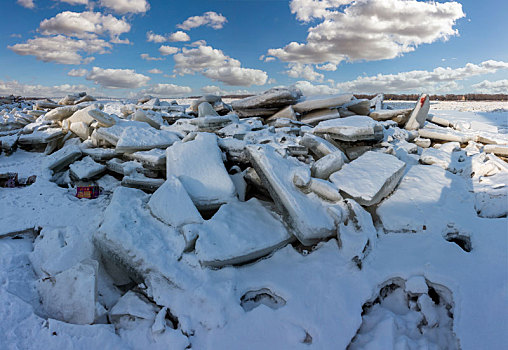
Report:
377,165,477,233
330,151,406,206
147,175,203,228
45,144,82,172
247,144,343,245
292,93,353,114
166,133,236,210
69,156,106,180
115,126,180,153
405,94,430,130
232,87,302,110
194,198,293,267
36,260,98,325
313,115,383,142
94,187,186,283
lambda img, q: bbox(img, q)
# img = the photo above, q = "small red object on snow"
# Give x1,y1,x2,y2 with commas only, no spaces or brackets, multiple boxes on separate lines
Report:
420,96,426,107
76,185,100,199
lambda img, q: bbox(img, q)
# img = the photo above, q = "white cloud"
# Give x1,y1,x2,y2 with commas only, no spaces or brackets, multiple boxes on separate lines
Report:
472,80,508,94
9,35,110,64
286,63,324,82
316,63,337,71
68,68,88,77
146,31,168,43
267,0,465,64
140,83,192,97
200,85,251,95
158,45,179,56
293,80,340,96
173,45,268,86
86,67,150,88
140,53,164,61
335,60,508,93
177,12,227,31
0,79,96,97
148,68,163,74
169,31,190,42
99,0,149,14
188,40,207,47
39,11,131,42
17,0,35,8
59,0,89,5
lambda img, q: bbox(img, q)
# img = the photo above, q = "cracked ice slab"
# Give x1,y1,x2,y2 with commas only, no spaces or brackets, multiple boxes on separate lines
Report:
313,115,383,142
194,198,293,268
166,132,236,210
94,187,186,284
246,144,342,245
330,151,406,206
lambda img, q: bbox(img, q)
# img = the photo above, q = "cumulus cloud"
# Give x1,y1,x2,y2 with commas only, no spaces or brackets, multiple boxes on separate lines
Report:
472,80,508,94
140,53,164,61
173,45,268,86
267,0,465,65
158,45,179,56
39,11,131,42
335,60,508,93
140,83,192,97
177,12,227,31
286,63,324,82
9,35,110,64
148,68,162,74
316,63,337,71
146,31,168,43
86,66,150,88
17,0,35,9
201,85,251,95
169,31,190,42
293,80,340,95
0,79,96,97
99,0,149,14
68,68,88,76
188,40,207,47
59,0,89,5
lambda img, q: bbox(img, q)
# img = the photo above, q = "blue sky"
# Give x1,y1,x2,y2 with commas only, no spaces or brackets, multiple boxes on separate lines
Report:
0,0,507,97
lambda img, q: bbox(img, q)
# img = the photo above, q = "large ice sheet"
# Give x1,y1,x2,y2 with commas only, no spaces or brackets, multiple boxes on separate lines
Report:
194,198,293,267
247,144,343,245
313,115,383,142
147,176,203,227
330,151,405,206
115,126,180,153
166,133,236,210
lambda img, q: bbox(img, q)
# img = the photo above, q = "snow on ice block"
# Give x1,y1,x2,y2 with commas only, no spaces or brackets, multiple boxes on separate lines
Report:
109,291,158,321
94,187,185,284
376,165,477,232
18,127,63,145
194,198,292,267
247,144,342,245
30,226,94,277
311,150,347,179
418,127,472,144
147,175,203,228
330,151,405,206
484,144,508,157
232,87,302,110
299,132,339,159
45,144,82,172
369,108,412,121
36,260,98,325
166,133,236,210
405,94,430,130
44,105,80,121
115,126,180,153
126,148,166,168
292,93,353,114
69,156,106,180
313,115,383,142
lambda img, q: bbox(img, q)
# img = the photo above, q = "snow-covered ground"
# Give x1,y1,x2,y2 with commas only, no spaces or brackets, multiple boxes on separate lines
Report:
1,98,507,349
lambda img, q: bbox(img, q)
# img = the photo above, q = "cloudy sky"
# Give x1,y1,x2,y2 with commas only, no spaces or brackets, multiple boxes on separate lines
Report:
1,0,507,97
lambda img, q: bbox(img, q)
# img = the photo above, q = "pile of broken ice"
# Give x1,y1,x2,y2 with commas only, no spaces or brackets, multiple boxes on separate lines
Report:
1,87,507,332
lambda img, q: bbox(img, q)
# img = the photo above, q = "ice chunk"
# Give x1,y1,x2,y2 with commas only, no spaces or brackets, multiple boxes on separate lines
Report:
300,108,340,126
369,108,412,121
109,291,157,321
345,99,370,115
313,115,383,142
266,106,297,123
121,173,164,192
94,187,186,283
44,105,80,121
166,133,236,210
36,260,98,325
69,156,106,180
147,176,203,227
69,121,91,140
45,144,82,172
82,147,117,161
292,94,353,114
299,133,339,159
198,102,220,118
311,150,347,179
195,198,292,267
126,148,166,169
405,94,430,130
116,126,180,153
418,126,472,144
484,144,508,157
232,87,302,110
247,144,343,245
330,151,405,206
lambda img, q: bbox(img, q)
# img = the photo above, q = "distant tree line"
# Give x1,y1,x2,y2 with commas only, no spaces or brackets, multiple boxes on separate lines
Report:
355,93,508,101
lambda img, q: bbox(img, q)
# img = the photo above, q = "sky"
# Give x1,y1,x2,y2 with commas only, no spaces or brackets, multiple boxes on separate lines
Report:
0,0,507,97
